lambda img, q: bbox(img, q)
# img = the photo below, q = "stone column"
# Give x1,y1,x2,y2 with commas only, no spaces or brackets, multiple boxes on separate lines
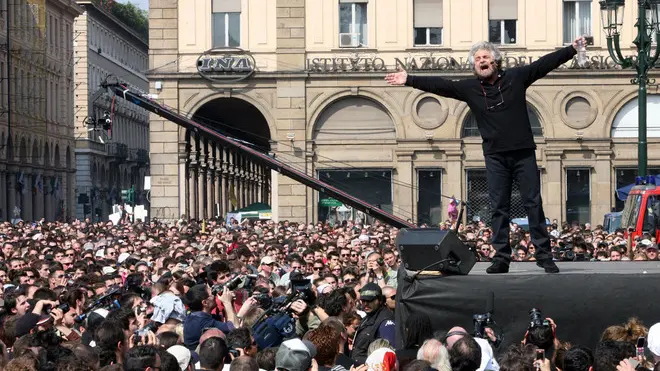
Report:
190,162,198,220
0,170,6,221
544,150,564,223
249,162,256,205
23,171,33,221
275,0,307,222
7,169,17,221
444,149,464,224
395,151,414,224
222,150,230,215
215,147,226,218
43,173,52,221
236,155,243,209
208,153,216,219
33,170,44,220
149,0,180,222
593,149,614,225
199,164,206,219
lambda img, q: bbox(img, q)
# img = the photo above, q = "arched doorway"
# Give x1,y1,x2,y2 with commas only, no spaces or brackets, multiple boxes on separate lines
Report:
313,96,397,224
188,98,272,220
461,104,544,224
193,98,272,150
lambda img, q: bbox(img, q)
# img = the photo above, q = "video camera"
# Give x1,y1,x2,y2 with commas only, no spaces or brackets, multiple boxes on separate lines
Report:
74,286,123,323
251,278,314,349
472,292,503,347
211,274,258,296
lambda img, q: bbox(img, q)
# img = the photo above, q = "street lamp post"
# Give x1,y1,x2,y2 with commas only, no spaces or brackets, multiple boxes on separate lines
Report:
600,0,660,179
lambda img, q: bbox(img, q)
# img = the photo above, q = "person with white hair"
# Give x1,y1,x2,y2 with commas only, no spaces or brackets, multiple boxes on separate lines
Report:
417,339,451,371
386,38,587,275
442,326,499,371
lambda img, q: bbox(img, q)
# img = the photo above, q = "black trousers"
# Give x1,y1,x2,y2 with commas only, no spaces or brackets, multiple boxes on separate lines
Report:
484,148,551,263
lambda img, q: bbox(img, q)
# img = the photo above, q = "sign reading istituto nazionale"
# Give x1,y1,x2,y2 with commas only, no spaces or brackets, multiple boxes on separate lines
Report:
305,54,636,73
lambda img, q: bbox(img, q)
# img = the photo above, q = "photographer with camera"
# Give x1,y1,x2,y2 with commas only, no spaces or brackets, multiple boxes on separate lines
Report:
286,275,328,337
523,309,560,367
365,252,396,288
182,283,237,351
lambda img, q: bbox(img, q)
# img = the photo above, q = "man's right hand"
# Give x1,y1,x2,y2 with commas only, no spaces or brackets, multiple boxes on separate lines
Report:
384,69,408,85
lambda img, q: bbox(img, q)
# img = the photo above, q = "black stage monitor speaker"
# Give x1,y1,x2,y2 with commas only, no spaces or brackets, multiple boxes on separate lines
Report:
396,228,476,275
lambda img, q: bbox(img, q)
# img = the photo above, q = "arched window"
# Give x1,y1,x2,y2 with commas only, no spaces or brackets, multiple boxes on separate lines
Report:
461,104,543,138
612,95,660,138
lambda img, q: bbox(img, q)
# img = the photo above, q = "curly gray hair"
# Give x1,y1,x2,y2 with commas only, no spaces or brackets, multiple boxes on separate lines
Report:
468,41,503,69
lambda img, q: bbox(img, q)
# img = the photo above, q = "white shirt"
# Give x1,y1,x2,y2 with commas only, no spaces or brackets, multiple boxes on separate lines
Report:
475,337,500,371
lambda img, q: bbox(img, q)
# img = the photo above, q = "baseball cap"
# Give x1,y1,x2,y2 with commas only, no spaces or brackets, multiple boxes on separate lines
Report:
359,283,382,301
640,239,653,247
15,312,51,338
167,345,192,371
117,252,131,264
648,323,660,356
102,266,117,275
260,256,278,266
275,338,317,371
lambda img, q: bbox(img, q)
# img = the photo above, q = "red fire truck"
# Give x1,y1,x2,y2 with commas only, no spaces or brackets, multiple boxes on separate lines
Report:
619,176,660,240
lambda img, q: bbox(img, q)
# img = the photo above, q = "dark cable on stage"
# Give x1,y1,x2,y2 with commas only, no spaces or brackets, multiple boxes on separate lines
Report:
405,259,454,282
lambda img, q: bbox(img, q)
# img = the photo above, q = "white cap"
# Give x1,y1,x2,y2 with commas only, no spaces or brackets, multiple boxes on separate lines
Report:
117,252,131,264
648,323,660,356
102,266,116,275
167,345,191,371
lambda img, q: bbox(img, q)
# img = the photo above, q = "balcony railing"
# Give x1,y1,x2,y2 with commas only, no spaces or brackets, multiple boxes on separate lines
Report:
107,142,128,159
128,148,149,164
137,148,149,163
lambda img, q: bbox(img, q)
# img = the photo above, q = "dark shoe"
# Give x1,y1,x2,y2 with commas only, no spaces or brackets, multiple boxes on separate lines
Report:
486,261,510,274
536,259,559,273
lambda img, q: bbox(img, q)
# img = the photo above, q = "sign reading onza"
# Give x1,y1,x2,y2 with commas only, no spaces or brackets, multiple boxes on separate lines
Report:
197,48,256,83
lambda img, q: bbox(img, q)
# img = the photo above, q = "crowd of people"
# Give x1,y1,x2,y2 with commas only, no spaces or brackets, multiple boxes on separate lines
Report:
0,215,656,371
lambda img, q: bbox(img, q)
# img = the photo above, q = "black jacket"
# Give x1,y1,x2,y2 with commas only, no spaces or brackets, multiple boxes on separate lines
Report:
351,306,395,364
405,46,577,155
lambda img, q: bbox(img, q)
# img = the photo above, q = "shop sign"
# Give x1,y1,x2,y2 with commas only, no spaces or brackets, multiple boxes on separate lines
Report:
319,198,344,207
197,48,255,83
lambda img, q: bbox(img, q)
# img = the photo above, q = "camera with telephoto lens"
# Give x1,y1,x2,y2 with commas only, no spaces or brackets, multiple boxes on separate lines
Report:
473,312,493,339
529,308,550,329
211,274,257,295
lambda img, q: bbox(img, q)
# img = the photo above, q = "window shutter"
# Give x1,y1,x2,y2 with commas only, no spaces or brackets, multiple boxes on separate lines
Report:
212,0,241,13
414,0,443,28
489,0,518,20
339,0,368,3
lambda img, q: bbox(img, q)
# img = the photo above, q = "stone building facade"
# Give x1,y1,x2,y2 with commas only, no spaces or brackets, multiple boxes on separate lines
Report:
0,0,81,222
73,0,150,221
146,0,660,226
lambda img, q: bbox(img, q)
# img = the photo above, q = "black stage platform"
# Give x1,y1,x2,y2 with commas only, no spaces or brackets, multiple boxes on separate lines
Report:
395,262,660,350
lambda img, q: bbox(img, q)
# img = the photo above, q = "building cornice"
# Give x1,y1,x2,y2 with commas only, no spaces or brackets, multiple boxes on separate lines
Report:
76,0,149,48
52,0,84,17
146,69,655,81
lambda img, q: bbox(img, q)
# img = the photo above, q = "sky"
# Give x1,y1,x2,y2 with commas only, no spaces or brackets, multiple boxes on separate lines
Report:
116,0,149,11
